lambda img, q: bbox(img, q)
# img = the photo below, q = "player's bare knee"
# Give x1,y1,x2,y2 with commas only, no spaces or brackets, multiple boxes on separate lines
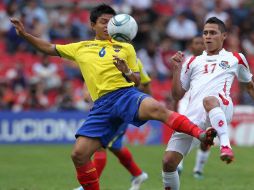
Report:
162,154,178,172
200,142,210,151
149,103,168,120
203,96,220,112
71,149,87,165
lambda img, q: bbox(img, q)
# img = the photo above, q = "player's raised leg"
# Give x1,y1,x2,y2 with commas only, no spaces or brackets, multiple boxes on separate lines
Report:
138,97,217,144
203,96,234,164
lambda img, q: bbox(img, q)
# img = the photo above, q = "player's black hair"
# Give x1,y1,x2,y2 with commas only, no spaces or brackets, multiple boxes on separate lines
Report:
90,4,116,24
205,17,227,33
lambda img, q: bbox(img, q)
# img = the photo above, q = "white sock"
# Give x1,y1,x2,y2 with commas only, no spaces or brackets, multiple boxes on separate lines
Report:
208,107,231,148
193,149,210,173
162,171,180,190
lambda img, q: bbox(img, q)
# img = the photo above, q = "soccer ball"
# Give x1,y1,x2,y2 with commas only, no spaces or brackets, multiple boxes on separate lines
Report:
107,14,138,42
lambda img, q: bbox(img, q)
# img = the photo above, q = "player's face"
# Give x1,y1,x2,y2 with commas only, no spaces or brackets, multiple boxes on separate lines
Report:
191,37,205,56
203,23,226,55
91,14,113,40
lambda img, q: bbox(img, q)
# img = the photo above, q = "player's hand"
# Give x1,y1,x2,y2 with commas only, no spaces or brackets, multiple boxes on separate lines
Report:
10,18,26,36
171,51,184,70
113,55,129,73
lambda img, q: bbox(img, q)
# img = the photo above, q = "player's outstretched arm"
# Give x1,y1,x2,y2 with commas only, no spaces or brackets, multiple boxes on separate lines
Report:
10,18,57,56
171,51,186,100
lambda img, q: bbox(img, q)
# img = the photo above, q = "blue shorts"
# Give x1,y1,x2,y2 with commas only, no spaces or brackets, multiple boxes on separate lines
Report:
76,87,149,147
108,122,128,149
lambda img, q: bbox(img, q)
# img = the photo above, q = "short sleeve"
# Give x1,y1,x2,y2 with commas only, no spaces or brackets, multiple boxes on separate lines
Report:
55,43,80,61
235,53,253,83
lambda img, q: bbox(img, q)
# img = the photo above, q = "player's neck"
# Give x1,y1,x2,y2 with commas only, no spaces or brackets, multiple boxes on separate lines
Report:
95,35,111,41
206,47,223,56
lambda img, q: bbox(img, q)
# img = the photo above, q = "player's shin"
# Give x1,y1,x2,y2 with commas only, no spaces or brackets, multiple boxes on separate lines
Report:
162,171,180,190
208,107,231,148
166,112,202,139
208,107,234,163
76,161,100,190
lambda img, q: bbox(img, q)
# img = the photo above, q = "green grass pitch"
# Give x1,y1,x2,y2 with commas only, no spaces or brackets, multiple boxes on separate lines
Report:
0,145,252,190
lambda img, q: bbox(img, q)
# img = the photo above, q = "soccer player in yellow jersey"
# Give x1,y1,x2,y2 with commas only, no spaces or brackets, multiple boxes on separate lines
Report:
11,4,216,190
74,59,151,190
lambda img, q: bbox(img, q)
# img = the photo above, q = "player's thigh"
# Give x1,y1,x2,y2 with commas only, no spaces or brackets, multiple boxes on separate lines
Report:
166,132,194,156
138,97,172,121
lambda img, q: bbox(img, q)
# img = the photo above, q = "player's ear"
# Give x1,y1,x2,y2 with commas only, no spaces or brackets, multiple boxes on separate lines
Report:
222,32,227,41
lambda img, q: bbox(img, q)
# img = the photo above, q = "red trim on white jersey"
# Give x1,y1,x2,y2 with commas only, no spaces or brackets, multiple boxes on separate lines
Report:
185,56,196,73
233,52,247,68
219,93,229,105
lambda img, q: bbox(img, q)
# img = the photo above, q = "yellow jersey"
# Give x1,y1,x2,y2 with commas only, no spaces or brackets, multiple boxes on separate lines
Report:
56,39,139,101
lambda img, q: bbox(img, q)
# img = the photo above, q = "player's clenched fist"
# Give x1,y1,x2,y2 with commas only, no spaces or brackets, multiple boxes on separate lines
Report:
10,18,26,36
171,51,184,70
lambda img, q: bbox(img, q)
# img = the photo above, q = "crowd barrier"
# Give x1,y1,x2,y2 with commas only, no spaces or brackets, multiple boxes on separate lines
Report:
0,105,254,146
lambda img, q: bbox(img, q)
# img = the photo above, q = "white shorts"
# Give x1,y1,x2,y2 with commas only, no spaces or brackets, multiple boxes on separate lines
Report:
166,95,233,156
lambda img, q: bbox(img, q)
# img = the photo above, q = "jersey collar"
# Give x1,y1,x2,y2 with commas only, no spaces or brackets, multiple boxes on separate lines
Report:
203,48,226,56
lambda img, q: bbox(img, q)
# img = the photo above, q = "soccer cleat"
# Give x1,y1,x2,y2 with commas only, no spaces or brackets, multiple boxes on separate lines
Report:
73,186,84,190
220,146,234,164
198,127,217,148
129,172,148,190
193,171,204,180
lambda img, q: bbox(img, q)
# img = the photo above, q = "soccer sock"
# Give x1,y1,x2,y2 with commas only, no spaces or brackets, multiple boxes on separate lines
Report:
208,107,231,148
193,149,210,173
93,151,107,177
166,112,203,139
162,171,180,190
76,161,100,190
115,147,142,177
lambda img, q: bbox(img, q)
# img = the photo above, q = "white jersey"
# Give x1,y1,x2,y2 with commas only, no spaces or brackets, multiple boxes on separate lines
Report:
181,48,252,115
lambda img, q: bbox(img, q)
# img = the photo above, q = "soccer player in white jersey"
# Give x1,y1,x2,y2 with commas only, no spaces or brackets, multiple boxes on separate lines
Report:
177,36,212,179
162,17,254,190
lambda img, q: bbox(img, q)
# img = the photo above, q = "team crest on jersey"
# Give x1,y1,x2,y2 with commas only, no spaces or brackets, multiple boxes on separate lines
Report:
219,61,230,69
113,45,122,53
